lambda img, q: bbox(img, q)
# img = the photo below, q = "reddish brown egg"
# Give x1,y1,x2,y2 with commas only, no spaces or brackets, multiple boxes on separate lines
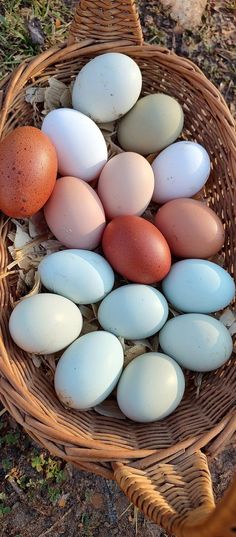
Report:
0,126,58,218
155,198,225,258
102,215,171,283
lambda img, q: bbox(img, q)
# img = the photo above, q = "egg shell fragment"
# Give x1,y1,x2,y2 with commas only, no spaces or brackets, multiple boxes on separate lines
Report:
159,313,233,372
162,259,235,313
102,215,171,283
117,352,185,422
44,176,106,249
41,108,108,182
155,198,225,258
117,93,184,155
152,141,211,204
39,249,115,304
97,152,154,218
72,52,142,123
9,294,83,354
0,126,57,218
54,331,124,410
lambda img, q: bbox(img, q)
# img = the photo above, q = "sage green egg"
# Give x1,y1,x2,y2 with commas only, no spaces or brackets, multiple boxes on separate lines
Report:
117,93,184,155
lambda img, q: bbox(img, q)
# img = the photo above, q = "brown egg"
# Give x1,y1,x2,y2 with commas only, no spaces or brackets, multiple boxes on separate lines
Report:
102,215,171,283
155,198,225,258
0,126,58,218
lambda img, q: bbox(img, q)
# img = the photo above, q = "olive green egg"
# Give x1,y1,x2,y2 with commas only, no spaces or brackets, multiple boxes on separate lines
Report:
117,93,184,155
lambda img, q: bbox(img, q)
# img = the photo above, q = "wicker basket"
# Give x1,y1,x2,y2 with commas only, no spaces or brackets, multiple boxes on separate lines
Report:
0,2,236,535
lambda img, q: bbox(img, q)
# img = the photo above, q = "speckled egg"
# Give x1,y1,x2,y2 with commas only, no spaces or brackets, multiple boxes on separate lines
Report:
0,126,58,218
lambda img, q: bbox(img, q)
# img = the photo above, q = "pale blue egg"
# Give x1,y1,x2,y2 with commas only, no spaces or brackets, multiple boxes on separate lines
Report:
162,259,235,313
98,284,168,339
38,249,115,305
159,313,233,372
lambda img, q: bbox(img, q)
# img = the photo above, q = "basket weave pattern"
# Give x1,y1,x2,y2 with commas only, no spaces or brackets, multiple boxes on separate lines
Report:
0,2,236,536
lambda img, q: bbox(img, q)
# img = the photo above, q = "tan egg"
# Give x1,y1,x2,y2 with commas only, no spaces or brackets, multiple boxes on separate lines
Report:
44,176,106,249
155,198,225,258
97,152,154,218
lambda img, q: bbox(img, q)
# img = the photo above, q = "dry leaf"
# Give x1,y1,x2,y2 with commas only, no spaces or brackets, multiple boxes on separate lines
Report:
25,87,45,105
32,355,42,368
12,271,41,306
94,399,126,420
58,493,70,508
81,320,98,335
160,0,207,30
28,211,49,238
124,344,147,367
80,305,95,321
194,373,204,398
219,308,236,328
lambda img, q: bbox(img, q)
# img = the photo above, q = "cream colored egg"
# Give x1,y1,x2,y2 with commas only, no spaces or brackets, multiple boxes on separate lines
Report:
97,152,154,218
9,294,83,354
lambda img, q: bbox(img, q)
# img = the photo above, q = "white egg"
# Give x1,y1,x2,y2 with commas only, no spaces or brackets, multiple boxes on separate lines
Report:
9,294,82,354
38,250,115,304
98,284,168,339
41,108,107,182
159,314,233,372
152,141,211,204
72,52,142,123
117,352,185,422
162,259,235,313
54,331,124,409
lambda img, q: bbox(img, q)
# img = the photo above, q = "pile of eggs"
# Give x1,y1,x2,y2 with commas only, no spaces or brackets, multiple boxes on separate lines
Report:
1,52,235,423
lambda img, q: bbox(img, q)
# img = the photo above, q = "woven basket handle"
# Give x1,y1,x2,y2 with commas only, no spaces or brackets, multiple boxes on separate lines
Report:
113,450,236,536
68,0,143,45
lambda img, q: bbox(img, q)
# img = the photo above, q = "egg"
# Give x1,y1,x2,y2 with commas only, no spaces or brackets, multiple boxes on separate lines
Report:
117,352,185,422
72,52,142,123
54,331,124,409
162,259,235,313
0,126,57,218
44,176,106,249
152,141,211,203
155,198,225,258
41,108,107,182
102,215,171,283
98,284,168,339
38,249,114,304
159,314,233,372
97,152,154,218
117,94,184,155
9,294,82,354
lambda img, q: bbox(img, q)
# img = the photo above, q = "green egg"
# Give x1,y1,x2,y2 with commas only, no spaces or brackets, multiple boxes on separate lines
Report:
117,93,184,155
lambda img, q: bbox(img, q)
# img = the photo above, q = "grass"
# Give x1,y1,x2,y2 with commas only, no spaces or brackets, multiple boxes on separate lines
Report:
0,0,72,78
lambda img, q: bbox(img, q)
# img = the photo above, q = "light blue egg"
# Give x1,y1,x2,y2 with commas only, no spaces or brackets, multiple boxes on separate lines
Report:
159,313,233,372
38,249,114,305
162,259,235,313
98,284,168,340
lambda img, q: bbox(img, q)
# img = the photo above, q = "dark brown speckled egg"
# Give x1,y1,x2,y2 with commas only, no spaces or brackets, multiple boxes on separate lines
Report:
0,126,58,218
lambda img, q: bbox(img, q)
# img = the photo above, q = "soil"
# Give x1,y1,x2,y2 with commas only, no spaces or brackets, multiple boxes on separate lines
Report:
0,1,235,536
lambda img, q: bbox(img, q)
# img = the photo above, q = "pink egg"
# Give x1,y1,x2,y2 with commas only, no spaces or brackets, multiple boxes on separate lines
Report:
97,152,154,219
44,176,106,249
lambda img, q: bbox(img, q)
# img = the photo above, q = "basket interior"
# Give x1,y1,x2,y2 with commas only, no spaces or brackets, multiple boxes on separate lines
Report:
1,45,235,455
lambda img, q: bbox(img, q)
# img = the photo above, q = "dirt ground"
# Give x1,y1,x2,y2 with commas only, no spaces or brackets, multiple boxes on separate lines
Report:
0,1,235,536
